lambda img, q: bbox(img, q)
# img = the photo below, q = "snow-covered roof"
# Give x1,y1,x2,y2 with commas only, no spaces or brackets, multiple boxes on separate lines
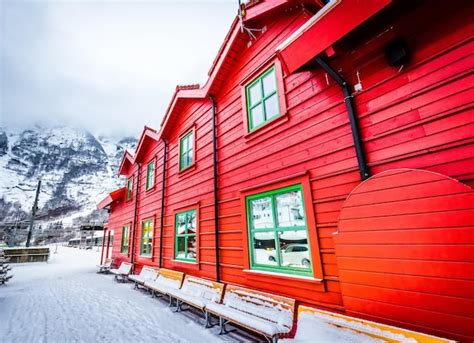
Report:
97,187,125,209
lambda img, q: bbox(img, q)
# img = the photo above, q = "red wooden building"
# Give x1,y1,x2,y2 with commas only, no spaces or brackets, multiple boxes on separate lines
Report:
98,1,474,341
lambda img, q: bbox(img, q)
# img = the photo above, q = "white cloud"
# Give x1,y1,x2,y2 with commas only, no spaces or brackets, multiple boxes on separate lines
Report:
0,0,237,136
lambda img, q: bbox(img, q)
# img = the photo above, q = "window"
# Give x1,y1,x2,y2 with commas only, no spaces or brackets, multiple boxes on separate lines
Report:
179,130,194,171
174,209,197,262
126,177,133,200
140,219,153,256
121,225,130,253
246,184,312,276
146,161,155,190
245,65,280,131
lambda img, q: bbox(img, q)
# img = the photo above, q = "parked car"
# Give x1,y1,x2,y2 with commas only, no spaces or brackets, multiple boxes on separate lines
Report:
268,244,311,267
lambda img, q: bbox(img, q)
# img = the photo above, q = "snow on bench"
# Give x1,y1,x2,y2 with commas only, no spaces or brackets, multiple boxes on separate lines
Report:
144,268,184,298
128,266,159,289
167,275,224,324
0,273,13,284
205,285,295,343
292,305,454,343
97,258,112,273
110,262,132,282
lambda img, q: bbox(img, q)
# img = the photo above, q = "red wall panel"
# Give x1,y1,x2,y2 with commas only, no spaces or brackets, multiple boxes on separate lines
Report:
334,169,474,341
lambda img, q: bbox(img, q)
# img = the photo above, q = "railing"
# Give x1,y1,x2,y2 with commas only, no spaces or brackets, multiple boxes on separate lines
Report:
3,247,50,263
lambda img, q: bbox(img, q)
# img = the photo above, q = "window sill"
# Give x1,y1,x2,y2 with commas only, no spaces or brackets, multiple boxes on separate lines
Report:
145,185,155,192
243,269,323,284
178,164,196,177
139,255,152,259
244,112,288,141
173,259,197,265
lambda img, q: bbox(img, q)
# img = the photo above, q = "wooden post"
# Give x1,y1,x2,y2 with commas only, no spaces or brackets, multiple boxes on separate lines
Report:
26,180,41,247
106,230,111,259
100,228,106,265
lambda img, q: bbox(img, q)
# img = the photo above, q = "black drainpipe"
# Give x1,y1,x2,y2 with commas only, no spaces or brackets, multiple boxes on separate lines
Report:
159,139,168,268
209,95,221,282
130,162,141,270
314,56,370,181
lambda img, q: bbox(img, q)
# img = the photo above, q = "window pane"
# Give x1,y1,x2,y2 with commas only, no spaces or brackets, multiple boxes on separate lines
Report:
264,93,279,120
262,70,276,96
187,133,193,150
278,230,310,269
187,235,197,260
250,197,274,229
276,190,305,227
176,214,186,234
248,82,262,107
147,163,154,188
176,236,186,259
186,150,193,167
187,211,196,234
250,104,265,128
252,231,277,266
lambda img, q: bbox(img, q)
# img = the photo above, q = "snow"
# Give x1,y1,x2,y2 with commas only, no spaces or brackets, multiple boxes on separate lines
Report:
0,125,135,226
0,247,225,343
0,246,411,343
281,312,384,343
281,310,423,343
180,278,221,303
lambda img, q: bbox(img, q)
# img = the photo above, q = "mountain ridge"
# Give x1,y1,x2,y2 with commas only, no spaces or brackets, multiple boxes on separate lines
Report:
0,125,137,226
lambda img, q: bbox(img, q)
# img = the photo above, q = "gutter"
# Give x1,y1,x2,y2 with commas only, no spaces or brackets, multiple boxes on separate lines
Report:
209,95,221,282
314,56,370,181
159,139,168,268
130,162,141,270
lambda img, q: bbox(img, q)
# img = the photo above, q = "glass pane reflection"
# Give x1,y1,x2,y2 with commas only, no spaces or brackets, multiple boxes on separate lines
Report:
278,230,310,269
276,190,305,227
251,197,274,229
253,231,277,266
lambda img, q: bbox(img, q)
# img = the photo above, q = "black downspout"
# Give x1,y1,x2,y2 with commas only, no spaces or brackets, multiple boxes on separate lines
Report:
314,56,370,181
209,95,221,282
130,162,141,271
159,139,168,268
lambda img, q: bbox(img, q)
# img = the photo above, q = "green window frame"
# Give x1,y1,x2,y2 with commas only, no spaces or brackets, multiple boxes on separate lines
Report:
146,161,155,190
174,209,197,262
126,177,133,200
121,225,130,253
245,65,280,132
246,184,313,277
179,130,194,171
140,219,153,256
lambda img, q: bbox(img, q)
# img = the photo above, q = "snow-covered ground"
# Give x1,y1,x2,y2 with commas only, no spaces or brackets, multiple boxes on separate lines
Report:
0,247,228,343
0,247,385,343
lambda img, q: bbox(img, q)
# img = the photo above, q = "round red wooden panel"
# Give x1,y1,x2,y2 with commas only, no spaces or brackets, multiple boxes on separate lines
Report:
334,168,474,342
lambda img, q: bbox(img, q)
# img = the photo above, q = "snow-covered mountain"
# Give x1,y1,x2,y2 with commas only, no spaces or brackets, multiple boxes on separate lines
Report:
0,125,136,226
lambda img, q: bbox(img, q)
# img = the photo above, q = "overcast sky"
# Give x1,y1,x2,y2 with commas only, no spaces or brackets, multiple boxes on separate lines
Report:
0,0,237,138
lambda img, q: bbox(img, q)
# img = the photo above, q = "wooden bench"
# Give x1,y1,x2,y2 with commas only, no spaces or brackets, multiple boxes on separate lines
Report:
166,275,225,325
128,266,159,289
0,274,13,284
97,258,112,273
296,305,454,343
144,268,184,299
205,285,295,343
110,262,132,282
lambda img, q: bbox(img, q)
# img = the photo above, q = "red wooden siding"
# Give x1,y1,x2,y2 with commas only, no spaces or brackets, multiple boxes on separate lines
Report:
160,99,217,279
334,169,474,341
100,1,473,341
